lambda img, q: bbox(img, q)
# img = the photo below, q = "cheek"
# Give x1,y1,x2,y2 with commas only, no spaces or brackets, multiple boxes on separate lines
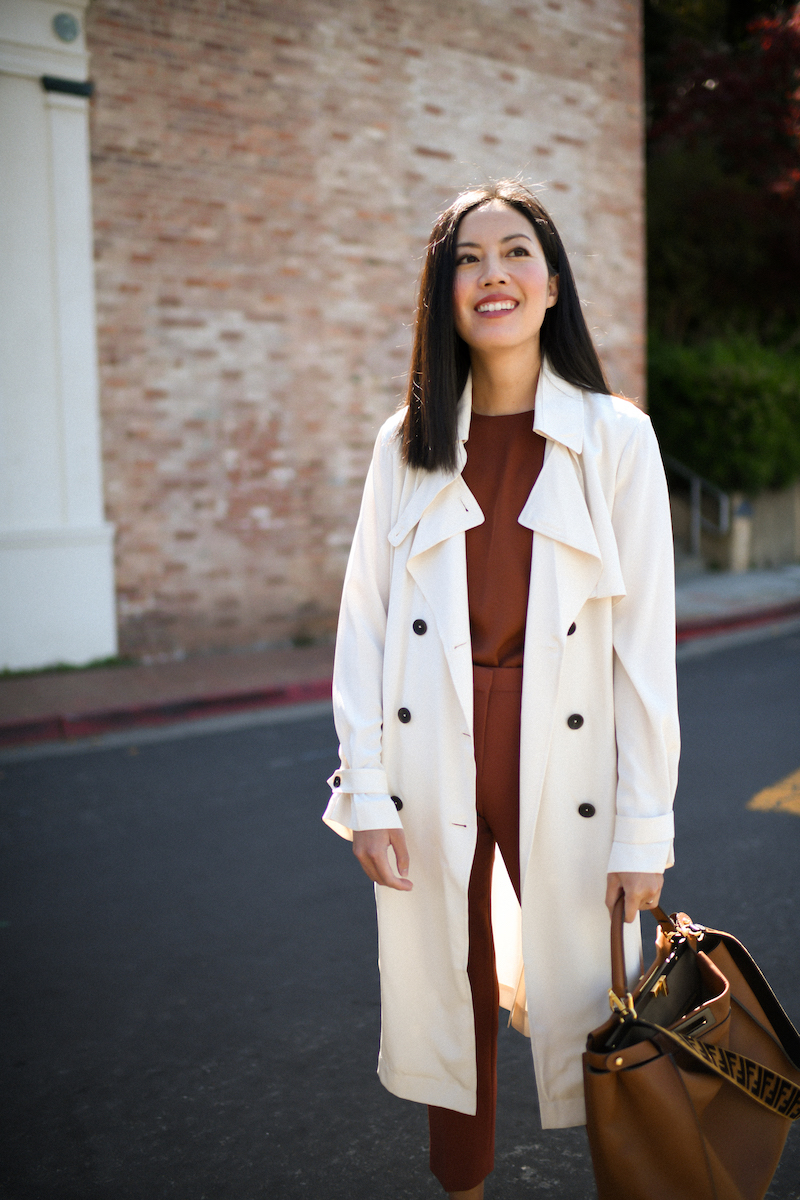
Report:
525,262,552,300
452,278,470,335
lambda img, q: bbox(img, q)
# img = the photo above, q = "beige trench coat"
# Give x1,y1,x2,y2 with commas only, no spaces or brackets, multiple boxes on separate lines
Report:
323,362,680,1129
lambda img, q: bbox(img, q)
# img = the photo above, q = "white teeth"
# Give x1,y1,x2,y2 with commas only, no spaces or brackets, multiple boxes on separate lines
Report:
476,300,517,312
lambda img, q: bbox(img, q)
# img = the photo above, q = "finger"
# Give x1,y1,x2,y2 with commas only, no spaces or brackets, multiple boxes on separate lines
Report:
605,875,622,913
632,891,662,921
386,874,413,892
374,853,413,891
390,831,410,878
640,887,663,913
358,845,412,891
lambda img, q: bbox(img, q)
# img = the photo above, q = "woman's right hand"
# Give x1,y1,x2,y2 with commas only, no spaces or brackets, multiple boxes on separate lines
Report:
352,828,413,891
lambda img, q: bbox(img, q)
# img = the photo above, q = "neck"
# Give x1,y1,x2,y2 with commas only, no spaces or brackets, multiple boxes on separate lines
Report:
469,341,542,415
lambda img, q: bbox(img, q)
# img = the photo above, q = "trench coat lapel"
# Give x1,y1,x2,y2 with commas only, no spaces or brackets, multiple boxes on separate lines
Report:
387,379,475,550
405,492,481,732
516,365,625,882
518,462,603,882
525,364,624,590
389,381,482,732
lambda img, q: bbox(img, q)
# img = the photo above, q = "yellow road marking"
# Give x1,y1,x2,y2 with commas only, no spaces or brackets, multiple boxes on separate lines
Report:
747,768,800,816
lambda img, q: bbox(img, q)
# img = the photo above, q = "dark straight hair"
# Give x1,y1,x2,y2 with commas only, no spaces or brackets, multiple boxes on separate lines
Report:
401,180,611,471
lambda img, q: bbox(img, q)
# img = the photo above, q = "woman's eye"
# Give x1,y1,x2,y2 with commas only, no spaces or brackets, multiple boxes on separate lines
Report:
456,253,478,265
508,246,530,257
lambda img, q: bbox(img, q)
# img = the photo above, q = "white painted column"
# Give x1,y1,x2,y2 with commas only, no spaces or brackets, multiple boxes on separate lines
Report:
0,0,116,669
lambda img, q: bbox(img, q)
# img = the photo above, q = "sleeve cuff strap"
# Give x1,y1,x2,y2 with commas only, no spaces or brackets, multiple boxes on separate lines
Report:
322,791,403,837
327,767,388,793
613,812,674,844
607,839,674,875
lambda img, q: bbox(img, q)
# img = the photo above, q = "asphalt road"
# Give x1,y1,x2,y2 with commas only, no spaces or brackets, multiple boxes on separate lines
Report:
2,630,800,1200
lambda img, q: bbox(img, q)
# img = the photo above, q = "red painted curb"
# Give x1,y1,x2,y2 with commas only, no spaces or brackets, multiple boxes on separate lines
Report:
0,678,332,749
676,599,800,643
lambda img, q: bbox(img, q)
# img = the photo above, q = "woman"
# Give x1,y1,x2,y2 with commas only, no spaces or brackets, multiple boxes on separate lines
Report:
323,181,679,1199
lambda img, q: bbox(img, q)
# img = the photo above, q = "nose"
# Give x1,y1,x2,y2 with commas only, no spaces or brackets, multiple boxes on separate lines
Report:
480,252,508,286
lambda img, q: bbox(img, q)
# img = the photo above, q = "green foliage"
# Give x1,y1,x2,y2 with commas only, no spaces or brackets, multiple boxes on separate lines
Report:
648,335,800,491
644,2,800,495
646,0,728,51
642,1,800,348
647,146,800,343
646,147,785,342
0,655,136,679
645,1,800,344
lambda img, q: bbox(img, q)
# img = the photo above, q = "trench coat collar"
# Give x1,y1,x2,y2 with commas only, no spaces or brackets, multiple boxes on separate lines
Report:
456,360,585,453
387,378,474,550
463,362,598,566
450,360,586,450
521,365,627,599
388,360,589,555
531,359,584,453
519,361,600,562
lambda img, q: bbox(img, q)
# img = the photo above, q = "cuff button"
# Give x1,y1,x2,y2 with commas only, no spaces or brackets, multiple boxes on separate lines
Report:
333,775,341,788
391,795,403,811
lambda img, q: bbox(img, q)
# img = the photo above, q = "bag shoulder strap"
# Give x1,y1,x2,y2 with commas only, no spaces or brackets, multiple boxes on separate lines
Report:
704,928,800,1068
642,1020,800,1122
612,901,800,1120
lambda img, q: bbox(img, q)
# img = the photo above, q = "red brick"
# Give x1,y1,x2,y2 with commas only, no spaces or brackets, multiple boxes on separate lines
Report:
87,0,646,659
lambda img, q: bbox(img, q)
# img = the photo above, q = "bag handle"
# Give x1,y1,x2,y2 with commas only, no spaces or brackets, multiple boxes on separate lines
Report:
610,893,675,998
609,894,800,1121
611,896,800,1066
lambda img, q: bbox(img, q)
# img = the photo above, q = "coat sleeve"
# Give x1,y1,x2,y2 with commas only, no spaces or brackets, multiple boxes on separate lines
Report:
608,414,680,875
322,423,404,841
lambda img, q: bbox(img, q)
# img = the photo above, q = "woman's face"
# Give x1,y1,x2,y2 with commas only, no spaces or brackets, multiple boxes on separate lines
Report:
452,200,558,357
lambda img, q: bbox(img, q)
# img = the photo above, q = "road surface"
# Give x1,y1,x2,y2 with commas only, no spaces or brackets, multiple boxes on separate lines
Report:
2,630,799,1198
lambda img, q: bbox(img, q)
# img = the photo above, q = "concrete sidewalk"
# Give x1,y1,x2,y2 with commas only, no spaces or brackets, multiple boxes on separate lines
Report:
2,564,800,749
0,642,334,748
676,563,800,636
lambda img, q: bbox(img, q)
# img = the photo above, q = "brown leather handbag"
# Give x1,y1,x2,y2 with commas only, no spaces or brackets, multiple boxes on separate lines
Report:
584,897,800,1200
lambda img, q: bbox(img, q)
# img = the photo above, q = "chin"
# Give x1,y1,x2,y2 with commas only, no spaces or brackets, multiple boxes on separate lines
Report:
467,332,536,353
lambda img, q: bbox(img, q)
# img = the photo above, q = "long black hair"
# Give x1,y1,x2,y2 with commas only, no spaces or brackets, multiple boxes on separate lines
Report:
401,180,611,471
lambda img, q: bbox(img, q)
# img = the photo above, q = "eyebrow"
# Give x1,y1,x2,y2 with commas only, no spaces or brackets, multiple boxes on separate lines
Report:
456,233,534,247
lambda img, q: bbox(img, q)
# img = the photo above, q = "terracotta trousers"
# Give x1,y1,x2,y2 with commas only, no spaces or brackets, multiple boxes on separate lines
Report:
428,665,523,1193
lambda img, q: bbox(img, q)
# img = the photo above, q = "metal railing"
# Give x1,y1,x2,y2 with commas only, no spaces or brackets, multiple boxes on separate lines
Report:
662,454,730,558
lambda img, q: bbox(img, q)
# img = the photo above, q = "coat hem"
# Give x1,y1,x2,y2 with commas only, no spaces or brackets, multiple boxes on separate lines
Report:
378,1058,477,1116
537,1095,587,1129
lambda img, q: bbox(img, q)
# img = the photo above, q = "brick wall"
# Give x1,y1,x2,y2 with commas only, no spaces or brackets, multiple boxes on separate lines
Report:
87,0,646,659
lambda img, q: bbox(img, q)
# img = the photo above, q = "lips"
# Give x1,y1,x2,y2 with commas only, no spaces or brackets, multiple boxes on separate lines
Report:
475,296,518,314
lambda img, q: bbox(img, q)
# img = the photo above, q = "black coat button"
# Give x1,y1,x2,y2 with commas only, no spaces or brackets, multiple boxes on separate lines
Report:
333,775,341,788
391,795,403,811
413,619,427,635
567,622,576,636
578,802,596,818
398,707,411,723
567,713,584,729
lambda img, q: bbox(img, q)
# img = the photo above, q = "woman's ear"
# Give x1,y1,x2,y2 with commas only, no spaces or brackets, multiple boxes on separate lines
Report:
546,273,559,308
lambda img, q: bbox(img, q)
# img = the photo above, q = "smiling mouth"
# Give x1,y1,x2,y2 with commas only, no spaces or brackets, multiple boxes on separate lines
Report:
475,300,517,313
